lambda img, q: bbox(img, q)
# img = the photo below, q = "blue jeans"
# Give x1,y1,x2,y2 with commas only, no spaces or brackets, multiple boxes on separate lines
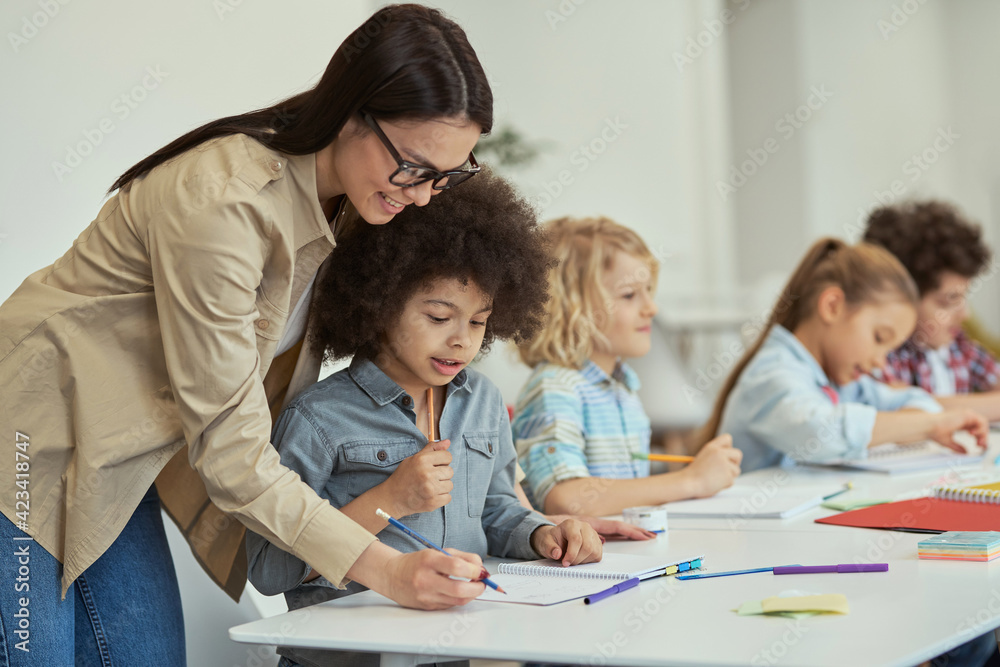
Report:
0,484,185,666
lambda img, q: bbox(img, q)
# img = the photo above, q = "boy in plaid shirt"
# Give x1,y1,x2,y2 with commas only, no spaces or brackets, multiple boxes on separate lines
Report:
864,200,1000,421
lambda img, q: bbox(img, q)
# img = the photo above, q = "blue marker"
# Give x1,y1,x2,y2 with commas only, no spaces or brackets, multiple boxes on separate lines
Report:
676,565,800,580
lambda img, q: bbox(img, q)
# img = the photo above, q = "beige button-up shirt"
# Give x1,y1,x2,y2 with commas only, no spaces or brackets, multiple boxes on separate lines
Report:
0,133,376,601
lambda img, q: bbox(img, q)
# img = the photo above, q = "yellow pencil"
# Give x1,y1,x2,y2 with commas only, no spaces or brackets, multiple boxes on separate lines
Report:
426,387,436,442
631,453,695,463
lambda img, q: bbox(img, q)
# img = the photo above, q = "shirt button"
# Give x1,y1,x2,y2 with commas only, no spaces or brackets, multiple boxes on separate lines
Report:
376,450,388,462
402,396,412,407
257,319,269,330
488,442,493,453
269,159,282,172
547,446,556,454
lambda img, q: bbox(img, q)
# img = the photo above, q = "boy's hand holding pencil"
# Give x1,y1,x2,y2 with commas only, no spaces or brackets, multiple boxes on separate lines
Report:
382,439,455,516
681,434,743,498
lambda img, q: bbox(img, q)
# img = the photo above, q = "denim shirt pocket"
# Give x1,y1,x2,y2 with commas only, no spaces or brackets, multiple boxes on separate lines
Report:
464,432,498,518
339,438,422,502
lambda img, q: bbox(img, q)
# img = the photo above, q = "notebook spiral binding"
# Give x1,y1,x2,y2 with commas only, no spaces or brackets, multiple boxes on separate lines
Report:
497,562,626,580
932,486,1000,504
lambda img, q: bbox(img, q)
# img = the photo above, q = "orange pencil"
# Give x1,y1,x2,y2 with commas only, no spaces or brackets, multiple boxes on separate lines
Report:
631,453,695,463
426,387,436,442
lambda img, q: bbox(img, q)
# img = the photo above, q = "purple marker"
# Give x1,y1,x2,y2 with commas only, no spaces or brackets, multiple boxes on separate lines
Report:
773,563,888,575
584,577,640,604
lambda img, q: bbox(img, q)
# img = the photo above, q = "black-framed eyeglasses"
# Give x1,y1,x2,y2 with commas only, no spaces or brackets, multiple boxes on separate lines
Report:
363,112,480,190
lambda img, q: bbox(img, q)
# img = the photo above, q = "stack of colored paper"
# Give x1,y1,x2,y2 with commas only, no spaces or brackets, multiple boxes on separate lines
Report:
917,531,1000,562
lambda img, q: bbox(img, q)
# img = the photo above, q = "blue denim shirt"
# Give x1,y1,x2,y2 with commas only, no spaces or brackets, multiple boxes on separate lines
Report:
720,325,942,472
246,356,550,611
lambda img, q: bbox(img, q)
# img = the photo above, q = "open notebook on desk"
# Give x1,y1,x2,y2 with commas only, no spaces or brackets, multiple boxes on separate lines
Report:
803,441,984,475
664,484,846,520
477,553,703,606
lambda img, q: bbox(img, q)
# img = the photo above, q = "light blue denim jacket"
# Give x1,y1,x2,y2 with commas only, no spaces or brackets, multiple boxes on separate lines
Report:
720,325,942,472
246,356,550,611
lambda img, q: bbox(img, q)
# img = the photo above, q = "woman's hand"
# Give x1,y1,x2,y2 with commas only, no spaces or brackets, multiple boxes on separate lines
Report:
530,519,603,566
348,542,486,610
929,409,989,452
681,433,742,498
384,439,454,516
546,513,656,541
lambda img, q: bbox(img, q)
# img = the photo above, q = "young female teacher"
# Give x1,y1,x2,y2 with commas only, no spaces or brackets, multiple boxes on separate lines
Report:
0,5,499,664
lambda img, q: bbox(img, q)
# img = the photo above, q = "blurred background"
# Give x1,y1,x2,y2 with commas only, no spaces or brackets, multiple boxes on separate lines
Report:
3,0,998,663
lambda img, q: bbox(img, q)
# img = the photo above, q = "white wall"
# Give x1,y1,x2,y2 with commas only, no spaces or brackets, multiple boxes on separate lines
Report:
725,0,998,327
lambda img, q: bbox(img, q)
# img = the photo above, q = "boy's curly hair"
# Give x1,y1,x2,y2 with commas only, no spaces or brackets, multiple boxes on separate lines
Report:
309,169,554,362
863,200,992,295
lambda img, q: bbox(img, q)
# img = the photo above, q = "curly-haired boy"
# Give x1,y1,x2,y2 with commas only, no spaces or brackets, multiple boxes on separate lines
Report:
864,200,1000,420
245,170,603,667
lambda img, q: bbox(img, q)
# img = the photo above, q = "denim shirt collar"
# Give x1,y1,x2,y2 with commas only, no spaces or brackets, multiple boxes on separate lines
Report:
769,325,833,389
348,356,471,406
580,359,641,392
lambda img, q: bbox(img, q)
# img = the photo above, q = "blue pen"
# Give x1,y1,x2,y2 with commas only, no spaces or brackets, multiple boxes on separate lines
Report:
375,508,506,594
676,565,801,580
584,577,640,604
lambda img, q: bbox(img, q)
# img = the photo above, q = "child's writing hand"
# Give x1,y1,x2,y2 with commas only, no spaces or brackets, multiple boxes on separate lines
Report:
386,439,455,515
683,433,742,498
929,409,989,452
530,519,603,567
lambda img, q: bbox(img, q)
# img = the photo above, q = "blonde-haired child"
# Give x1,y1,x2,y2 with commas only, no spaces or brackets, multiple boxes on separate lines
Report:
704,237,988,472
513,217,742,516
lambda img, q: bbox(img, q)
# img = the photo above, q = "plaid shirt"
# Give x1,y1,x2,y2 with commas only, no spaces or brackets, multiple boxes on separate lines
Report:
881,332,1000,394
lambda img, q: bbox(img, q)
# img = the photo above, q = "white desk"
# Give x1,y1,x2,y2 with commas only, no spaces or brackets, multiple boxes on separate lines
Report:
230,451,1000,666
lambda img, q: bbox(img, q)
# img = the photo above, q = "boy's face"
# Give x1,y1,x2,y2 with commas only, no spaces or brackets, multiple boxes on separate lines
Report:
593,251,659,366
913,271,971,349
378,277,492,395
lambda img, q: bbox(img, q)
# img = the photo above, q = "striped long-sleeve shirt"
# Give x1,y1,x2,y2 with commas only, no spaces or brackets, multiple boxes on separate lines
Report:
512,360,651,509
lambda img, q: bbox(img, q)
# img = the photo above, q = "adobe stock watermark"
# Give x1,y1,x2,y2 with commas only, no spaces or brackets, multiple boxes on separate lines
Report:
545,0,586,31
673,0,752,73
8,0,71,53
588,577,681,665
750,619,809,666
533,116,628,211
842,126,960,241
52,66,170,182
213,0,247,21
877,0,929,40
682,290,797,405
716,85,834,202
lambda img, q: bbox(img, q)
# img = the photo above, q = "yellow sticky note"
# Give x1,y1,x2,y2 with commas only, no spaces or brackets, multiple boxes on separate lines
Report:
760,594,849,615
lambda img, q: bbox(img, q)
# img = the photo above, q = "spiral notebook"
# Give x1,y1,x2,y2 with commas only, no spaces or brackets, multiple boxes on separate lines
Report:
806,441,984,475
931,481,1000,503
477,553,703,606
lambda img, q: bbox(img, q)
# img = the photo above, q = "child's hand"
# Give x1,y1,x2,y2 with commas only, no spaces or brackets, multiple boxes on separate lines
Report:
929,409,989,452
545,514,657,541
683,433,742,498
530,519,603,567
386,439,454,516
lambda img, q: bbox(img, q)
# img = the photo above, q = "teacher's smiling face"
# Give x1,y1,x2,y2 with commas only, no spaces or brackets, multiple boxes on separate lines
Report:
320,114,482,225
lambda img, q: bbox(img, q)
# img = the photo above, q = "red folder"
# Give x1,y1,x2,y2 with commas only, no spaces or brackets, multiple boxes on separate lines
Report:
815,497,1000,532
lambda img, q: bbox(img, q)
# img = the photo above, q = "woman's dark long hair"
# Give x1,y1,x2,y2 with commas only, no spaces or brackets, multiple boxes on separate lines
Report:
108,4,492,194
